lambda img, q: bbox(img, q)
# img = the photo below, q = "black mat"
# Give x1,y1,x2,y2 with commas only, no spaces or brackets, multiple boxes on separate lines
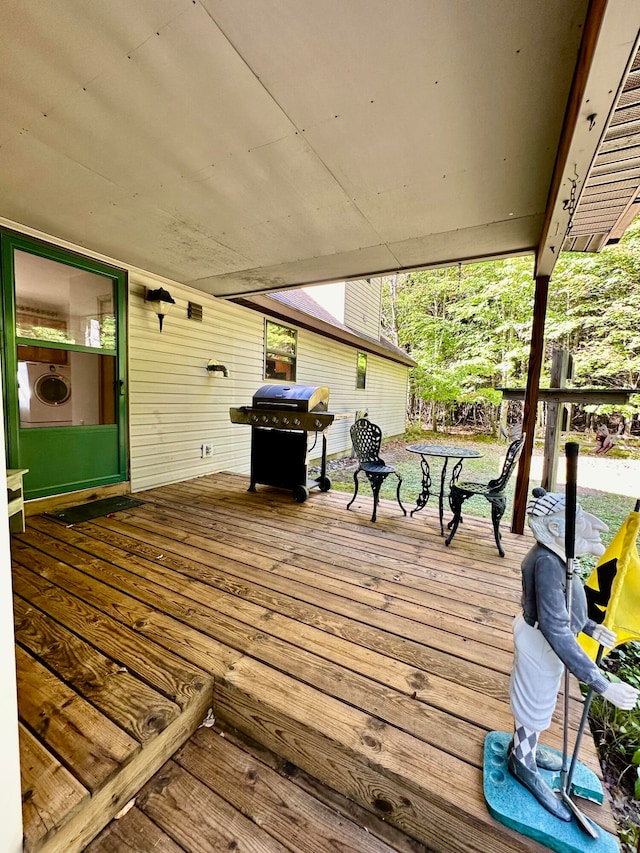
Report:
47,496,145,524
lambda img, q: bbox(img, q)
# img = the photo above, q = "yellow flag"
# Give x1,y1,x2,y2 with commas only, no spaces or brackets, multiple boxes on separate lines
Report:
579,511,640,660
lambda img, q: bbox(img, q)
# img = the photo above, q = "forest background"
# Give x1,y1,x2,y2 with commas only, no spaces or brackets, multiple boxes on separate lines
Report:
381,217,640,437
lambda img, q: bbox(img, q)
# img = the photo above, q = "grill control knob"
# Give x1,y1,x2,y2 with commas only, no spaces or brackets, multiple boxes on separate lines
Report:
293,418,301,426
251,414,259,423
261,415,269,423
314,419,322,429
271,415,278,424
282,417,289,426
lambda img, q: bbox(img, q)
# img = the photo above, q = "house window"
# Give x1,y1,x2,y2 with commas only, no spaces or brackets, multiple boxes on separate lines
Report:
356,351,367,389
265,321,297,381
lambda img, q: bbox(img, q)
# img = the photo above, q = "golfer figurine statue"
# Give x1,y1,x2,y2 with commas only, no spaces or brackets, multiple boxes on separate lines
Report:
508,487,640,820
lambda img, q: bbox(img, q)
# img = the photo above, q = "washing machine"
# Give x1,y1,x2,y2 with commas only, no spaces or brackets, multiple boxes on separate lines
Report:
19,362,72,427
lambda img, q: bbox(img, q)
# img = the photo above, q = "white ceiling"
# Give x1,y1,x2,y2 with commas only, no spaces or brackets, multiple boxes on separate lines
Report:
0,1,637,296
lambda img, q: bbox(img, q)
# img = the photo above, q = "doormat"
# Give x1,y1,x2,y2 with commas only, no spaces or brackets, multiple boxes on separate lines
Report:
47,496,145,524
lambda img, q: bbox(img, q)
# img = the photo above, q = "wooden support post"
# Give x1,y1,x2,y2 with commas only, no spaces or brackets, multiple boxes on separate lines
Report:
512,276,549,534
541,350,571,491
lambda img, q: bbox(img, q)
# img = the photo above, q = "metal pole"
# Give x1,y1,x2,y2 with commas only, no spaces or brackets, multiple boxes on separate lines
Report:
567,646,604,792
560,441,598,838
561,441,578,793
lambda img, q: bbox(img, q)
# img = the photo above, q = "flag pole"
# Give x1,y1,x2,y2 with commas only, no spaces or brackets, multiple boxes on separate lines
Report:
561,442,578,793
560,441,598,838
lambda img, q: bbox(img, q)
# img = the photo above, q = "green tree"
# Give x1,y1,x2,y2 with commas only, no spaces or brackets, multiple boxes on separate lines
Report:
382,217,640,432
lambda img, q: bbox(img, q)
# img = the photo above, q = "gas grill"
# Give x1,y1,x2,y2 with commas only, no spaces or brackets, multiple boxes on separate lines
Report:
230,384,335,502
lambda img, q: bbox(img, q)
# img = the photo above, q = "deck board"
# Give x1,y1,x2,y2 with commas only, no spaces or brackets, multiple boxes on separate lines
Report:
15,645,140,793
14,595,182,745
19,724,89,851
13,472,619,852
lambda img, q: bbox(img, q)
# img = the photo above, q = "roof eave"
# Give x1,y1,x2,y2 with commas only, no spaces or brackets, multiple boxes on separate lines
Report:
234,294,417,368
536,0,640,276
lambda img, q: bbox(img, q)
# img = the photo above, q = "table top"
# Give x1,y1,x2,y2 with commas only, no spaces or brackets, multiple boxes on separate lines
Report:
406,444,482,459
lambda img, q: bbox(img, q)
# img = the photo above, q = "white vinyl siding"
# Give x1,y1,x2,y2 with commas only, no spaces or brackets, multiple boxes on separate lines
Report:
129,273,408,492
0,218,408,495
344,278,381,338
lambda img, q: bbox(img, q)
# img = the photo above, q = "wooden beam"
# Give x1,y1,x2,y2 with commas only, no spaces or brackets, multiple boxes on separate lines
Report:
536,0,608,277
541,350,572,492
499,388,635,405
512,275,549,535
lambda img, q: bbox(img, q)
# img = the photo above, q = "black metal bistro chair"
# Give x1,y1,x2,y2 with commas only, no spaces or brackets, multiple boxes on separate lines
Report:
444,433,526,557
347,419,406,522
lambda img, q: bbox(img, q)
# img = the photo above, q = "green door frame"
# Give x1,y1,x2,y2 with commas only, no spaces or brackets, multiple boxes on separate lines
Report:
0,230,128,496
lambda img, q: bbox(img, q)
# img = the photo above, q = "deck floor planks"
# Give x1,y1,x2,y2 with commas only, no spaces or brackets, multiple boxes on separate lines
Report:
151,475,529,581
173,726,416,853
143,476,525,582
13,595,182,746
82,513,517,670
84,495,589,724
122,480,528,597
120,496,519,632
100,516,515,649
15,645,139,793
12,473,618,852
16,519,504,766
25,504,591,744
56,519,517,690
26,512,518,707
134,759,292,853
135,486,513,593
84,806,185,853
213,725,433,853
12,559,208,712
213,652,553,853
23,512,591,766
24,516,517,735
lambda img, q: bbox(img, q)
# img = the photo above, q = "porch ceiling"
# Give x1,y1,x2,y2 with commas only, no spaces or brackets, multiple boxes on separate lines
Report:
0,1,638,296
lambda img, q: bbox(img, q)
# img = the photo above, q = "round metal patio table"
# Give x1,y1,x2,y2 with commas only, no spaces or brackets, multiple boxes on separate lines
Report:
406,444,483,536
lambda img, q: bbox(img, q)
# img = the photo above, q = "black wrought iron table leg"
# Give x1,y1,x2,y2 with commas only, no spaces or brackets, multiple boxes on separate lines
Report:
437,457,449,536
410,455,432,517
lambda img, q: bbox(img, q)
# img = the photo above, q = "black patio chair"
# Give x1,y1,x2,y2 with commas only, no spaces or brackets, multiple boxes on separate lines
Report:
347,419,406,522
444,433,526,557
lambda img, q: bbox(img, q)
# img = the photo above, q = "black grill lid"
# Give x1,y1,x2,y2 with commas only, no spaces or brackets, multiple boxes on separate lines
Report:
252,384,329,411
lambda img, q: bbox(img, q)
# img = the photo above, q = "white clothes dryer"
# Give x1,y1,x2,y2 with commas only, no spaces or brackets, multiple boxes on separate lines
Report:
19,362,72,427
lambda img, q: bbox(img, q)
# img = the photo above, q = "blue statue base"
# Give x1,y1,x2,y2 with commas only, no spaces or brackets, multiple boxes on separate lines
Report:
484,731,619,853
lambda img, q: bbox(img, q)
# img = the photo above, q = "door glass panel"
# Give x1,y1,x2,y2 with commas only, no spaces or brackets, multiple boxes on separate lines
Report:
17,347,117,428
14,249,118,430
14,250,115,349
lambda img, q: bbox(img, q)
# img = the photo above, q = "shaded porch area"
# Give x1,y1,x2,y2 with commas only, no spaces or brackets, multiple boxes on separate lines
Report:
12,473,617,852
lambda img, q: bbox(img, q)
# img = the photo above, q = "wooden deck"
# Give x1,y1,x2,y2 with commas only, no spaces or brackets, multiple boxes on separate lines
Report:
12,472,618,852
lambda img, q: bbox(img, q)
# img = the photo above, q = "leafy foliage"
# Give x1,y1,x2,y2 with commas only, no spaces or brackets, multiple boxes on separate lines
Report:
383,218,640,426
590,642,640,805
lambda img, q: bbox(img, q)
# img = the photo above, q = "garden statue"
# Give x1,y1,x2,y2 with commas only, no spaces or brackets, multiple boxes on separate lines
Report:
594,423,623,454
508,488,640,821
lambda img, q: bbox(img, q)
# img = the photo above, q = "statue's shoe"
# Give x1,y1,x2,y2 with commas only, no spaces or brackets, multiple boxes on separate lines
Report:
507,752,572,821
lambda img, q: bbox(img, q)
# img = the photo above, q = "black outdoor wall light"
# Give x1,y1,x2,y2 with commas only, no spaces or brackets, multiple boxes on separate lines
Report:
145,287,176,332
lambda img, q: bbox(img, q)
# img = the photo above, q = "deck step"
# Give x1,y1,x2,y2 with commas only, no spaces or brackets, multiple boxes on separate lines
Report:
213,653,578,853
86,725,430,853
